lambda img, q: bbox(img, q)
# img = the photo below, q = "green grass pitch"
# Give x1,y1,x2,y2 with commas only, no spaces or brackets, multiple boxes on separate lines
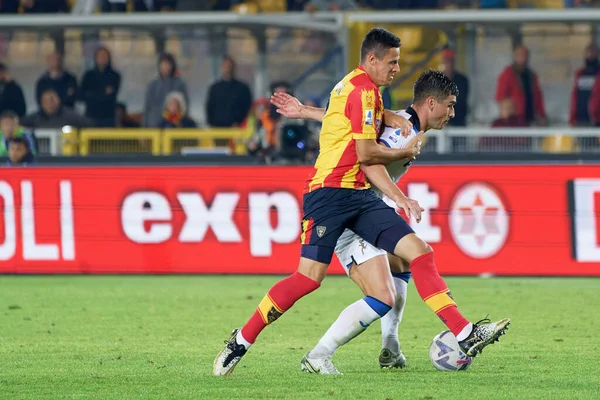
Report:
1,275,599,399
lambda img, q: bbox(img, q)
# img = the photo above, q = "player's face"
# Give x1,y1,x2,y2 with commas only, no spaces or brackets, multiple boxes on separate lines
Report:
372,47,400,86
431,95,456,129
0,117,17,135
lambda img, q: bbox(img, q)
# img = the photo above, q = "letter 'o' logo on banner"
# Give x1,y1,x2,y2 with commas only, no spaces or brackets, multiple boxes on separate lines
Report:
449,182,509,259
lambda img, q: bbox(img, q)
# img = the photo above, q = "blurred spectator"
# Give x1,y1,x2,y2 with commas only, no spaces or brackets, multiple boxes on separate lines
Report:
205,56,252,128
0,63,27,117
0,110,37,158
441,49,469,127
79,47,121,127
21,88,93,129
115,103,141,128
133,0,178,11
491,98,528,128
570,43,600,127
479,98,530,151
288,0,310,10
101,0,127,12
5,137,34,166
19,0,69,13
36,51,78,109
496,45,547,126
209,0,239,10
161,92,197,128
248,81,292,156
0,0,20,12
143,53,189,128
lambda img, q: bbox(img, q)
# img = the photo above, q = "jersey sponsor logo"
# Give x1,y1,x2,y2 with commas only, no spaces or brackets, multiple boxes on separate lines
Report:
387,134,398,144
448,182,509,259
364,110,374,125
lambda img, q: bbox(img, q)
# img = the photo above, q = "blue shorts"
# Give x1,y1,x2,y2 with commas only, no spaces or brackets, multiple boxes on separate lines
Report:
300,188,414,264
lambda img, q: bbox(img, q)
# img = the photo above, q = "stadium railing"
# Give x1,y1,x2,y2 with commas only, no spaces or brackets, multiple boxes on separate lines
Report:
54,126,254,156
40,125,598,156
423,127,600,153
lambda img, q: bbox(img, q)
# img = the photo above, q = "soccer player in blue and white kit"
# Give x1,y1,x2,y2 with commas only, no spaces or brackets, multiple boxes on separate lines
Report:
271,69,502,374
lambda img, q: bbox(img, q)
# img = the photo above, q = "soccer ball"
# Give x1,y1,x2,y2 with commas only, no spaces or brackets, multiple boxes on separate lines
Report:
429,330,472,371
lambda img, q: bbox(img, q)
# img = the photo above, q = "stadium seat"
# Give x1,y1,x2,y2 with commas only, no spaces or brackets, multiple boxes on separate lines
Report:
541,135,576,153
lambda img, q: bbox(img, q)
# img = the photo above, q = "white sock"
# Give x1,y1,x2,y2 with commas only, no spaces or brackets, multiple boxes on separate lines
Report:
455,323,474,342
310,297,391,359
236,330,252,349
380,274,409,354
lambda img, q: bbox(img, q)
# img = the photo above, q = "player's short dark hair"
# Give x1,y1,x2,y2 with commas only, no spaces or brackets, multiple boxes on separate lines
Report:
413,69,459,104
360,28,401,62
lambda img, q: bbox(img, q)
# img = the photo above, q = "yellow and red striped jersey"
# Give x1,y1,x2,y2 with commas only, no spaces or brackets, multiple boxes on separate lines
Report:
304,66,384,193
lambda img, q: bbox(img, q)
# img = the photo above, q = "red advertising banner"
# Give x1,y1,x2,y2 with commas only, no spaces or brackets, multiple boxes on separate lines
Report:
1,165,599,275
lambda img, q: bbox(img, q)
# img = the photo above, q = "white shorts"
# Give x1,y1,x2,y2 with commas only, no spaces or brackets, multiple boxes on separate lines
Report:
334,229,387,276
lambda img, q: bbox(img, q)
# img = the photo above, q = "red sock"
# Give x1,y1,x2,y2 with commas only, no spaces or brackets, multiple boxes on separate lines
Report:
410,252,470,336
240,271,320,344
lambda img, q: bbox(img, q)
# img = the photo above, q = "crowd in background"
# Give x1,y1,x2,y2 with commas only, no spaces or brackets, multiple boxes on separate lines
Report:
2,0,600,14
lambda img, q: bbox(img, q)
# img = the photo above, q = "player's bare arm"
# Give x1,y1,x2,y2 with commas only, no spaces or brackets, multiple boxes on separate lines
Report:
270,92,413,135
355,132,423,166
270,92,325,121
359,163,423,222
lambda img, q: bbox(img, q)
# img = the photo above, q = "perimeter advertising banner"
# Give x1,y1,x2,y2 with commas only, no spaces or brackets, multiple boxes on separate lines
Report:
1,165,599,275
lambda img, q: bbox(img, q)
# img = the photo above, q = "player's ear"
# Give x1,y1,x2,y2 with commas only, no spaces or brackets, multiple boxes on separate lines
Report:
428,97,436,111
367,53,377,65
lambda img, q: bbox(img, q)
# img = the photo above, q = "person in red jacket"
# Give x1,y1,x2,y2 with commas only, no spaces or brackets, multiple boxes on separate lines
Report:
570,43,600,127
496,45,547,126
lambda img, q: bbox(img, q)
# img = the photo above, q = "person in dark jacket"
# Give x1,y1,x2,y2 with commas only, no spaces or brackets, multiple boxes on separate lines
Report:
160,91,196,128
79,47,121,127
35,51,78,109
0,63,26,117
205,56,252,128
0,110,37,157
19,0,69,13
441,49,469,126
5,137,35,166
570,43,600,127
21,88,93,129
143,53,189,127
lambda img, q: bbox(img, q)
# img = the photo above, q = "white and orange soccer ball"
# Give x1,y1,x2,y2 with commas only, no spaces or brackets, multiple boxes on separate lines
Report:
429,330,472,371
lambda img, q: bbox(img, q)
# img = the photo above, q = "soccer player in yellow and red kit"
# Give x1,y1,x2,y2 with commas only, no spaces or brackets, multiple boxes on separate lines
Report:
213,28,510,376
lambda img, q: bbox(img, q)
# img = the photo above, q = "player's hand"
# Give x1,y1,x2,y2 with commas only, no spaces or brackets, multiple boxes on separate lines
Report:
395,196,425,223
405,131,424,159
270,92,304,119
385,111,413,137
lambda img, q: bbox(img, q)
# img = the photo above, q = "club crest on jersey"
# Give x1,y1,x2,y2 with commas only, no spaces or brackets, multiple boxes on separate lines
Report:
316,226,327,237
364,110,374,125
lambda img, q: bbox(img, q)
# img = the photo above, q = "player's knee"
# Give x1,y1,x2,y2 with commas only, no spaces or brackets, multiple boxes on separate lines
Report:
371,287,396,308
394,234,433,263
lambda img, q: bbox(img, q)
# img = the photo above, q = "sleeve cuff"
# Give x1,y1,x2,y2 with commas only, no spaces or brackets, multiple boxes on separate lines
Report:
352,133,377,140
378,139,391,147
